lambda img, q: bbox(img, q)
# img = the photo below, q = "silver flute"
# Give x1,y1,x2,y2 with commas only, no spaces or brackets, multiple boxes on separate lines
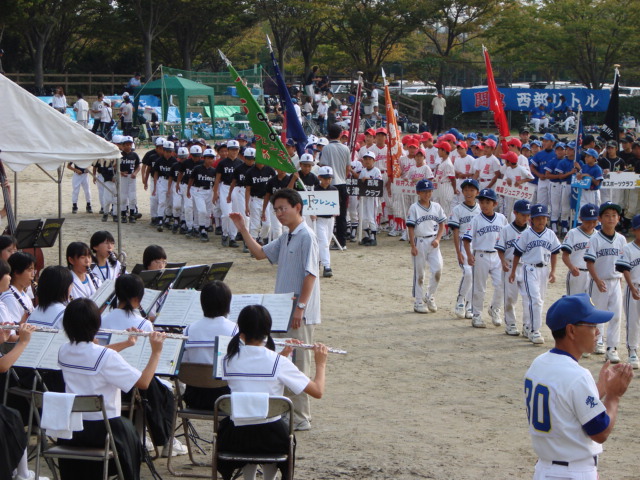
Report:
273,340,348,355
1,325,188,340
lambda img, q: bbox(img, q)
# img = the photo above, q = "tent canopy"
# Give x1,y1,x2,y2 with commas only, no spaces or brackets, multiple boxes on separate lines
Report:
134,76,215,139
0,74,120,172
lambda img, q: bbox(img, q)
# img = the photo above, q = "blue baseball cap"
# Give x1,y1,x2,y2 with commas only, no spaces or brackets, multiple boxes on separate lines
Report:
531,140,542,147
470,140,481,147
460,178,480,190
522,143,531,150
584,148,599,158
466,132,477,140
542,133,556,142
632,214,640,230
416,179,435,192
579,203,599,221
487,134,498,142
477,188,497,202
567,140,577,149
555,142,566,149
513,200,531,214
546,293,613,331
530,204,550,217
599,201,622,215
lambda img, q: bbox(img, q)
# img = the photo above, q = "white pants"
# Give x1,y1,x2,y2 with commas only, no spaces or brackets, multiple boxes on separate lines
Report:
249,197,269,239
503,264,522,328
563,115,576,132
566,270,589,295
347,195,359,227
149,182,158,218
381,173,393,218
362,197,379,232
231,186,248,231
537,180,550,208
589,277,622,349
579,190,601,210
623,189,640,220
219,183,237,238
434,183,454,218
171,184,182,218
316,217,334,268
267,203,282,241
413,236,443,303
533,459,597,480
156,177,170,219
96,173,105,209
550,182,571,226
456,241,472,306
102,180,116,215
192,187,212,228
624,284,640,350
181,187,194,229
520,264,549,333
471,251,503,317
120,175,137,213
531,117,549,132
71,173,91,204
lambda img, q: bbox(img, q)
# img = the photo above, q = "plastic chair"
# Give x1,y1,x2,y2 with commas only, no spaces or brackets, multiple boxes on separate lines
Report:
211,394,294,480
31,391,125,480
167,363,228,477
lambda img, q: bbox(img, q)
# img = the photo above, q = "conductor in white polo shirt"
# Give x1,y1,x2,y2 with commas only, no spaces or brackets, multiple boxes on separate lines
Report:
230,188,320,431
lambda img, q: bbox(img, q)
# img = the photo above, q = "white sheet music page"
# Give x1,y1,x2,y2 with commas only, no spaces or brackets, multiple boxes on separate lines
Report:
228,294,263,322
141,288,162,314
154,289,199,326
13,331,52,367
38,331,70,370
91,278,116,308
213,335,232,379
262,293,295,332
139,336,183,375
109,333,145,369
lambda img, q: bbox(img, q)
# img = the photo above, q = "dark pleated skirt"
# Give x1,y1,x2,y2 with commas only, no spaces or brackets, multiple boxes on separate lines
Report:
57,416,143,480
216,417,295,480
122,376,174,447
183,385,230,410
0,405,28,480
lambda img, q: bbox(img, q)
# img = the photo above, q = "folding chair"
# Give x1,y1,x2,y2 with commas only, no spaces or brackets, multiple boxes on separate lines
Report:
167,363,228,477
31,392,125,480
211,395,294,480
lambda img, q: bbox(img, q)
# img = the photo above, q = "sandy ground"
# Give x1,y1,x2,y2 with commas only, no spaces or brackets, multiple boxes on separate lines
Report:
7,151,640,480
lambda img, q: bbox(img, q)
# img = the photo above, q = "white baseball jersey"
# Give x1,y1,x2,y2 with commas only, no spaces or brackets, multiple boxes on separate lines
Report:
448,202,480,232
525,351,605,462
398,155,414,177
503,164,534,183
518,154,532,172
369,144,388,172
454,154,475,178
463,212,508,250
583,231,626,279
434,157,455,190
351,158,363,176
360,166,382,180
358,144,375,161
513,227,561,264
495,223,528,262
616,241,640,284
406,200,446,236
561,227,593,270
405,164,433,182
424,146,439,170
473,155,501,183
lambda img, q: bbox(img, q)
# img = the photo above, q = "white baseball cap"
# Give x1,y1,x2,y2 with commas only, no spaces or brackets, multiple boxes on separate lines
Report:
103,98,111,105
299,153,315,164
307,135,318,145
203,148,216,157
227,139,240,149
190,145,202,155
317,137,329,146
155,137,165,146
123,136,134,144
244,147,256,158
177,147,189,157
112,135,123,144
163,140,174,150
362,150,376,159
318,166,334,177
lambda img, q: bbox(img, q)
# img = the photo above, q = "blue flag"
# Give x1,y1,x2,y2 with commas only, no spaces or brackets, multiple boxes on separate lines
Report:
268,38,307,157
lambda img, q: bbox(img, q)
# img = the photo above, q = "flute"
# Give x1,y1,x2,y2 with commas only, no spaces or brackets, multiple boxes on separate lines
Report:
274,340,348,355
0,325,188,340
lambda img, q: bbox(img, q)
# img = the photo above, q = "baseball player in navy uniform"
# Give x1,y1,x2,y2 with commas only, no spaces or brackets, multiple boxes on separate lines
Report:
576,149,604,209
406,179,446,313
187,149,216,242
561,204,598,295
152,140,175,231
463,188,507,328
213,139,243,247
525,294,633,480
616,214,640,369
119,136,141,224
67,162,93,214
496,199,531,336
448,179,480,319
176,145,202,235
510,204,560,344
584,202,626,362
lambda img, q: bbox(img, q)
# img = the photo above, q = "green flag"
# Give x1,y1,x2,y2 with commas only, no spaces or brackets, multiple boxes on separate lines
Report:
223,55,296,173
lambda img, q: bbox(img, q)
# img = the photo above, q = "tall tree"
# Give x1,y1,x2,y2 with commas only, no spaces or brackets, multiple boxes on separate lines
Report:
291,0,331,77
255,0,297,74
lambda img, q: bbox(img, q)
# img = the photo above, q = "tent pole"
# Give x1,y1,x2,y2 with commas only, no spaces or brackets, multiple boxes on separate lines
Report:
13,172,17,219
116,158,122,256
58,166,63,264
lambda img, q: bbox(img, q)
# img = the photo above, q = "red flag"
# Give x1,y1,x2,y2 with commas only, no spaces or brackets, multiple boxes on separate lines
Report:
483,46,510,154
382,70,401,179
280,111,288,144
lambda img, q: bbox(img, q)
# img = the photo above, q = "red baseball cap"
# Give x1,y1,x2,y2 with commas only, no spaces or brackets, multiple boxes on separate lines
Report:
365,128,376,136
500,151,519,164
507,138,522,148
415,148,426,157
407,139,420,148
434,141,452,153
375,127,388,135
442,133,457,142
420,132,433,141
483,139,497,149
340,130,350,138
356,133,366,143
401,136,411,145
456,141,468,150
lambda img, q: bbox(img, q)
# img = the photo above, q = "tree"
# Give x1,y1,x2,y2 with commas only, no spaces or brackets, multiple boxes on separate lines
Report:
255,0,297,74
290,0,332,77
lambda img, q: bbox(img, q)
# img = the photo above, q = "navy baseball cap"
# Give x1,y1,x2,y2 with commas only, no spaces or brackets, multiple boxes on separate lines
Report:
542,133,556,142
632,214,640,230
546,294,613,331
460,178,480,190
530,204,550,218
584,148,599,158
579,203,599,221
477,188,497,202
285,138,296,147
416,179,435,192
599,201,622,215
513,200,531,214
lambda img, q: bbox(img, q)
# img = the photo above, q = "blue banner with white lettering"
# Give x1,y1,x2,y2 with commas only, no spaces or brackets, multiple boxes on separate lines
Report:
461,88,610,113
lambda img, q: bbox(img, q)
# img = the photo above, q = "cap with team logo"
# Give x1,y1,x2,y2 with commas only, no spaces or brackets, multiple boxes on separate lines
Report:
579,203,599,221
434,141,452,152
513,200,531,214
190,145,202,155
599,201,622,215
361,150,376,160
530,204,550,218
632,214,640,230
466,132,478,140
155,137,165,146
460,178,480,190
555,142,566,150
318,166,334,177
606,140,618,148
542,132,556,142
482,138,497,149
227,139,240,149
416,179,434,192
420,132,433,142
317,137,329,146
456,141,468,150
163,140,174,150
546,293,613,331
285,138,296,147
307,135,318,145
567,140,576,149
177,147,189,157
500,151,519,164
203,148,216,157
584,148,599,158
442,133,457,142
415,148,426,157
522,143,531,150
243,147,256,158
477,188,497,202
299,153,315,164
470,140,481,147
365,128,376,136
236,133,248,141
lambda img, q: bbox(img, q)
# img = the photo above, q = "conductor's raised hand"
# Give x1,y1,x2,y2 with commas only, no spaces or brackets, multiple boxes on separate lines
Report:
149,331,166,353
313,343,328,366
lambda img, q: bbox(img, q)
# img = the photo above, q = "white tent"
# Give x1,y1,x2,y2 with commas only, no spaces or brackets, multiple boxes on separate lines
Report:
0,74,122,262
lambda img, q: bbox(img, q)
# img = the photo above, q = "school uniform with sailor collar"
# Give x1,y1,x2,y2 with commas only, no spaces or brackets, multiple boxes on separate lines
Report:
0,286,33,323
27,302,66,329
70,270,100,299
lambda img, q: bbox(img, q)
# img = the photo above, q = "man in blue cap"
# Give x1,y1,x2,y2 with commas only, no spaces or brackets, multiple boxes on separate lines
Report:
524,294,633,480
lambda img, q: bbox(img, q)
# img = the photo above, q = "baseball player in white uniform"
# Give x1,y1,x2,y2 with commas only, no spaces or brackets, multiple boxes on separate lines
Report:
500,151,534,219
407,179,446,313
359,151,383,246
463,188,508,328
510,204,560,344
347,153,363,242
432,141,456,223
369,129,392,230
496,200,531,336
616,213,640,369
584,202,626,362
453,142,475,208
472,139,501,190
525,294,633,480
561,204,598,295
449,179,480,319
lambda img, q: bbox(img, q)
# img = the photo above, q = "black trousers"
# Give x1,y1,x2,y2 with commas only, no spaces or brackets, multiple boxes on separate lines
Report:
335,184,348,247
0,405,27,480
430,114,444,135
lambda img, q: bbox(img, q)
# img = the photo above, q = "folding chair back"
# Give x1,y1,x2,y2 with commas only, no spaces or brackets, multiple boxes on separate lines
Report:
178,363,228,389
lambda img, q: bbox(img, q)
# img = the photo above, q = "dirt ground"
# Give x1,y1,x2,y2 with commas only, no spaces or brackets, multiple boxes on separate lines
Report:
9,151,640,480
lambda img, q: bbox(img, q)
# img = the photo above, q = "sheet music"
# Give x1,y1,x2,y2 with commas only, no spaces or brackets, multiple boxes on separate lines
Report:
109,333,146,369
141,289,162,314
262,293,295,332
154,289,199,326
91,278,116,308
228,294,263,322
183,300,204,327
213,335,232,379
140,337,184,376
13,331,52,368
37,332,69,370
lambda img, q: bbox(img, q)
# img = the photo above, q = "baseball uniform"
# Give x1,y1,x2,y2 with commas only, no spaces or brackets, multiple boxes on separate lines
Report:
473,155,501,189
495,222,528,332
433,157,456,218
448,201,481,315
616,240,640,355
561,226,594,295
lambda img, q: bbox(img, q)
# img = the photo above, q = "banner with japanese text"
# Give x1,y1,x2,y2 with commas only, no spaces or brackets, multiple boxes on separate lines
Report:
461,88,610,113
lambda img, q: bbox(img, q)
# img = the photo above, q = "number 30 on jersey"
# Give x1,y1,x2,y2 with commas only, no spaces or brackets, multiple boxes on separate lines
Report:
524,378,552,432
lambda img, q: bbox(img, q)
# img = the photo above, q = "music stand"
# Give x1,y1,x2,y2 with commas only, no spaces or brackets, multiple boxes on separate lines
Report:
14,218,65,250
171,265,210,290
131,262,186,276
198,262,233,288
155,267,182,292
137,270,163,289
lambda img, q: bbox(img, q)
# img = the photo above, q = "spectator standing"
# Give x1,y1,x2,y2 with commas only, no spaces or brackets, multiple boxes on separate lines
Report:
126,72,142,90
120,95,134,136
304,65,319,98
91,92,104,133
430,92,446,135
52,86,68,114
73,93,89,128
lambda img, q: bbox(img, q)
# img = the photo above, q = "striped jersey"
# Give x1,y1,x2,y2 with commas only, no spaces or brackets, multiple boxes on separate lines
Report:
584,231,625,279
561,227,594,270
406,201,446,237
463,212,508,250
513,227,561,264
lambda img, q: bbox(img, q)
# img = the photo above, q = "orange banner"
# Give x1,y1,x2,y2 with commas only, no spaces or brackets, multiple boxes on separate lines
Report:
383,82,401,180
